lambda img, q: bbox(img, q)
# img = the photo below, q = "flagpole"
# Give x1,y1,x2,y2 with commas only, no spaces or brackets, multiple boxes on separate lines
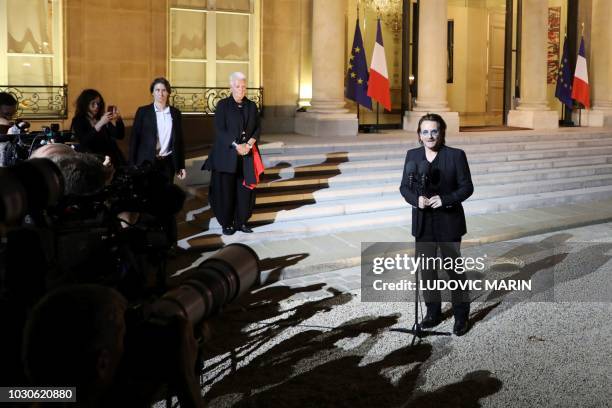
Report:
580,22,584,125
375,5,381,134
357,0,360,132
376,102,380,133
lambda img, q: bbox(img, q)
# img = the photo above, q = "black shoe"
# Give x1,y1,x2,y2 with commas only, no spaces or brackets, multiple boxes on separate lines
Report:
420,313,442,328
238,224,253,233
222,226,235,235
453,319,469,336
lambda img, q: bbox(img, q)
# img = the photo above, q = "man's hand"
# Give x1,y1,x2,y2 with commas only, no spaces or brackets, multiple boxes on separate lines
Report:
418,196,428,209
428,195,442,209
235,144,249,156
177,168,187,180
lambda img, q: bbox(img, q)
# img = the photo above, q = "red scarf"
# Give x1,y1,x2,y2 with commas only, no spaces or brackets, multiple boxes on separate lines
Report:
243,144,264,190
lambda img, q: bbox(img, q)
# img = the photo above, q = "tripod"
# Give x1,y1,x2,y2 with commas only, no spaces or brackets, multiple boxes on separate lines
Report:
391,259,451,345
391,166,451,345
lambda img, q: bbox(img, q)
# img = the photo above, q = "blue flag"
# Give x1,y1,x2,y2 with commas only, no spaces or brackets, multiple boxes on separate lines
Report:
345,19,372,110
555,37,573,109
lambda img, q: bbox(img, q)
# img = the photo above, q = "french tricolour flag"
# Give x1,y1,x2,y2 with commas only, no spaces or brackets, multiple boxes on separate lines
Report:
367,19,391,111
571,37,590,109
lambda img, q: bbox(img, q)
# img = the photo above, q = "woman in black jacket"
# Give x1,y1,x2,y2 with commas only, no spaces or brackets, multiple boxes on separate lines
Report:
203,72,261,235
400,113,474,336
71,89,126,167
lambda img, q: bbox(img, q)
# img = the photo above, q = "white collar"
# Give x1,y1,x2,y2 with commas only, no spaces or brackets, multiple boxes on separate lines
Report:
154,103,170,113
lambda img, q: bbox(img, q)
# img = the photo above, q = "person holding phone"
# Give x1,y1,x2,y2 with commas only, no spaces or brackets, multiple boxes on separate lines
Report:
71,89,126,167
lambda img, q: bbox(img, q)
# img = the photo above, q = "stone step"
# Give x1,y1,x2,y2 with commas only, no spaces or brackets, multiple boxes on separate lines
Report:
265,136,612,158
259,162,612,190
185,182,612,242
180,186,612,253
254,172,612,206
263,144,612,168
181,208,411,250
259,129,612,155
262,153,612,180
252,177,612,223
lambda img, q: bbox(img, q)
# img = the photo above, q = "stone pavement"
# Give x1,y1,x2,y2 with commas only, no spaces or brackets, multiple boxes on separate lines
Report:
181,221,612,408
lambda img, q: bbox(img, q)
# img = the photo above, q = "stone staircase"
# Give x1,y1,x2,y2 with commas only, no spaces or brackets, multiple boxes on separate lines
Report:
178,128,612,252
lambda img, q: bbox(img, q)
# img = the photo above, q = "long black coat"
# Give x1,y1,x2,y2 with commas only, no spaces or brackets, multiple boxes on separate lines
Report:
399,145,474,240
128,103,185,170
203,96,261,179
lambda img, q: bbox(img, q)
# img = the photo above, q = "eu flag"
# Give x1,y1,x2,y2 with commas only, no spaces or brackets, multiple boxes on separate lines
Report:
345,19,372,110
555,37,573,109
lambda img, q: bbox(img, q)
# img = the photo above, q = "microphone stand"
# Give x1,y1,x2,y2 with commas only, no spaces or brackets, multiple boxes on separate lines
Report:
391,171,451,345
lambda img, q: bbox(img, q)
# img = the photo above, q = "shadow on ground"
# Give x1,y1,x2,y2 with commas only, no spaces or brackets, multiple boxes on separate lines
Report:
199,282,502,407
176,152,351,252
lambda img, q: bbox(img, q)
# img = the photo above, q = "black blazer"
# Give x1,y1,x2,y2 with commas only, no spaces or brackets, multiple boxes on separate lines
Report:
203,96,260,174
129,103,185,170
71,115,126,166
399,145,474,240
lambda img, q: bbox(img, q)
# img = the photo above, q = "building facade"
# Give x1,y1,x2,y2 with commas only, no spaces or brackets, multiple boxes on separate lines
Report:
1,0,611,146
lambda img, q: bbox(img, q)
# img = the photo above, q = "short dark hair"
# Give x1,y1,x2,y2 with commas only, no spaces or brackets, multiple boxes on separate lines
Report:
22,284,127,387
0,92,18,107
417,113,447,148
150,77,172,94
75,89,105,120
54,153,107,195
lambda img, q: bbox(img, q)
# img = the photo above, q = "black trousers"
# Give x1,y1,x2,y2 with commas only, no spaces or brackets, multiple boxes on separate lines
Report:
415,210,470,320
209,165,255,228
153,155,178,246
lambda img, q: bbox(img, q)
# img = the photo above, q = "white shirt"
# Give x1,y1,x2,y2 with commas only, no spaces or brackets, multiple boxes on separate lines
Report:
154,103,173,157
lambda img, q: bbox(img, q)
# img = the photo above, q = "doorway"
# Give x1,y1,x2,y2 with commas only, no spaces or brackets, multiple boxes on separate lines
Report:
485,7,505,125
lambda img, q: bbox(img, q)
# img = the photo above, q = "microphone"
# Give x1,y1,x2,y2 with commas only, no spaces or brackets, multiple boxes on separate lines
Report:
405,161,416,190
417,160,430,195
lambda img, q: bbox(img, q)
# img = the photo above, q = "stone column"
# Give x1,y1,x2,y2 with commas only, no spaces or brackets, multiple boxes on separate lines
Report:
295,0,358,136
507,0,558,128
404,0,459,133
584,0,612,126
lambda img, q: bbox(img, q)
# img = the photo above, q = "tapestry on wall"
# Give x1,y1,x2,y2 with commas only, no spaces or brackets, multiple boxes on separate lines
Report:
547,7,561,84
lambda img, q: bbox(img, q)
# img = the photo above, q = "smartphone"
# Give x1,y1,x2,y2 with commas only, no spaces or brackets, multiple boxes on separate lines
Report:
107,105,115,113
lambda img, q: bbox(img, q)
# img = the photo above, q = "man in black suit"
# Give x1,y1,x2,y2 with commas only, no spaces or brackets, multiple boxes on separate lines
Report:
129,77,186,181
203,72,261,235
399,113,474,336
129,77,187,247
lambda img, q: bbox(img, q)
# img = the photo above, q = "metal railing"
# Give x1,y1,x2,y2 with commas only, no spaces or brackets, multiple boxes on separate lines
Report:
0,85,68,119
170,86,263,115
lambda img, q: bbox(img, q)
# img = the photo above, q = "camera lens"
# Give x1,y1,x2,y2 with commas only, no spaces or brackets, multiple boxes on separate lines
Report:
151,243,260,324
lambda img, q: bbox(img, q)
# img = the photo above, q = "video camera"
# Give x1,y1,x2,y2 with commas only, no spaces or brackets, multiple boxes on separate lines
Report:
0,122,74,166
0,157,186,301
